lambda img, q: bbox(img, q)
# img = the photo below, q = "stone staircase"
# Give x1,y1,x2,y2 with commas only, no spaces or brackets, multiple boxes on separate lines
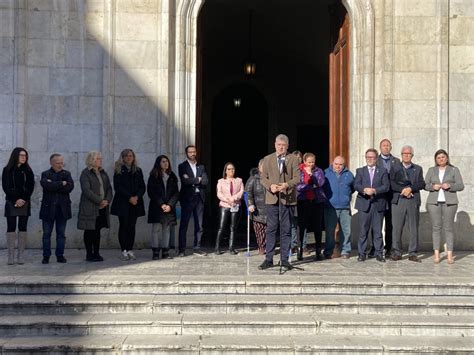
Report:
0,249,473,353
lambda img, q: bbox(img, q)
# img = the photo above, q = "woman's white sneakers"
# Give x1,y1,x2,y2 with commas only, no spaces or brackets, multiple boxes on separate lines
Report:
127,250,136,260
121,250,130,261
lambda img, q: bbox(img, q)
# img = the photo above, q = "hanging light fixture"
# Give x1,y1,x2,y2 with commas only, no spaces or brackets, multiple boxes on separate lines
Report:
233,98,241,108
244,9,256,76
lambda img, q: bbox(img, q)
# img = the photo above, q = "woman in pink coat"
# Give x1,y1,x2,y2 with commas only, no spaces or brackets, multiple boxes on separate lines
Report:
215,162,244,255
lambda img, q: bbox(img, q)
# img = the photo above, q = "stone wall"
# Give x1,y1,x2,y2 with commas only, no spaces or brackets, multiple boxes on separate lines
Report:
0,0,472,250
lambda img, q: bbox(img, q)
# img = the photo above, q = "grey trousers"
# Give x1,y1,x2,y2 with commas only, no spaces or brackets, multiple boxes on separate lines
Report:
391,199,420,256
151,222,175,249
427,203,458,251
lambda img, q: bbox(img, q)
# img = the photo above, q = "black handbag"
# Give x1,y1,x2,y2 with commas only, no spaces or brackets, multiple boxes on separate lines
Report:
5,200,29,217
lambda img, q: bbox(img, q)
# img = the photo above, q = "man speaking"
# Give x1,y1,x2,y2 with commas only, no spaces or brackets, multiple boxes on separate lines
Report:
258,134,300,272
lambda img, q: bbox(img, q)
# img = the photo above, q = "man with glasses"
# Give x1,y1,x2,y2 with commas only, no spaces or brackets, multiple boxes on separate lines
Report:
354,148,390,262
389,146,425,262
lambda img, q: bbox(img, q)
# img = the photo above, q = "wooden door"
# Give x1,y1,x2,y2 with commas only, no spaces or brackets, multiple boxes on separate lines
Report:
329,6,350,166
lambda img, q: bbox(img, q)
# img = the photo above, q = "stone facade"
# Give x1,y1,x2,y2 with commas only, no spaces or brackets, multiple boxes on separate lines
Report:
0,0,473,249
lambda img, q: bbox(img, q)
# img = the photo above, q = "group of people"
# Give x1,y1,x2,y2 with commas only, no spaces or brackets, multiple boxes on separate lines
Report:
2,134,464,268
250,135,464,272
2,146,208,265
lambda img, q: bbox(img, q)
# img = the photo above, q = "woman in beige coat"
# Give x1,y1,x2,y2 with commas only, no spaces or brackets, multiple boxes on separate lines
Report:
424,149,464,264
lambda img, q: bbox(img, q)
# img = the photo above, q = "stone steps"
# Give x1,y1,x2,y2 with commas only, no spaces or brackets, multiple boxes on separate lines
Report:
1,276,473,295
1,335,473,354
0,313,472,337
0,294,473,316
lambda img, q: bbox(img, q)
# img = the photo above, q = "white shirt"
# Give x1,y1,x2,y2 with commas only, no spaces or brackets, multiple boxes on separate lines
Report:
438,169,446,202
187,159,199,193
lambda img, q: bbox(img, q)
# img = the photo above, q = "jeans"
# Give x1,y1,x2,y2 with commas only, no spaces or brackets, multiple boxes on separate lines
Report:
151,222,175,249
42,213,67,257
324,207,352,255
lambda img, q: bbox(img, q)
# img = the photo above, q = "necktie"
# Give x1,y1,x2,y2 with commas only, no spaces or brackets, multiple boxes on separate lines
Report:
369,167,375,187
278,155,284,173
230,180,234,196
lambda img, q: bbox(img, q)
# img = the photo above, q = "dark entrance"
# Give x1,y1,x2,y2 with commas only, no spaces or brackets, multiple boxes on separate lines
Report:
197,0,350,247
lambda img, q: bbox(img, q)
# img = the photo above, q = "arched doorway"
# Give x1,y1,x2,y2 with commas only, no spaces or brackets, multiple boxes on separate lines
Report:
195,0,352,246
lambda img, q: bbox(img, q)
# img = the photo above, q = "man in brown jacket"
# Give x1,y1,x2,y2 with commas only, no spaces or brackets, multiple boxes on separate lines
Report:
258,134,300,271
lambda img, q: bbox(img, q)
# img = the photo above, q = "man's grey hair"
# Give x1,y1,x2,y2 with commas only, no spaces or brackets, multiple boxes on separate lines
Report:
401,145,414,155
275,134,289,145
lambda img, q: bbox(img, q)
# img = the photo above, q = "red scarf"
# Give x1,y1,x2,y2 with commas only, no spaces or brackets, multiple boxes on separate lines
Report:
300,163,315,200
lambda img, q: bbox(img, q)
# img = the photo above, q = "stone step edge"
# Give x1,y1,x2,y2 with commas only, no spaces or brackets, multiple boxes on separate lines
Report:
0,335,473,353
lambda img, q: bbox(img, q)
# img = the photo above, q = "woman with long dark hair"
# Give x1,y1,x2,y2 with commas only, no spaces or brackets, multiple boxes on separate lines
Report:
111,149,146,261
425,149,464,264
147,155,179,259
2,147,35,265
215,162,244,255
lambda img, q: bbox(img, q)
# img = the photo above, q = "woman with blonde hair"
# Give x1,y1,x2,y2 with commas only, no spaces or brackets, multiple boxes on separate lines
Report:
425,149,464,264
77,151,113,262
111,149,146,261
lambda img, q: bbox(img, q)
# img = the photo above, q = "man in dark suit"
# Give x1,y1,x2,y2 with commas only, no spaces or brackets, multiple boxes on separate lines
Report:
369,138,400,258
354,148,390,262
390,145,425,262
178,145,208,256
258,134,300,271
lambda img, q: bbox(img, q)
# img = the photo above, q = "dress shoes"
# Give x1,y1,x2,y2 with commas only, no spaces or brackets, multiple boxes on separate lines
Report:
229,249,238,255
214,249,222,255
42,256,49,264
408,255,421,263
56,256,67,263
314,253,324,261
391,255,402,261
376,255,386,263
258,260,274,270
357,255,366,262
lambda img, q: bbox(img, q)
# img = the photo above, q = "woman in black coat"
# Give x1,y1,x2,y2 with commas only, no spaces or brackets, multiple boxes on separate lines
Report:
2,147,35,265
245,160,267,255
111,149,146,261
147,155,179,259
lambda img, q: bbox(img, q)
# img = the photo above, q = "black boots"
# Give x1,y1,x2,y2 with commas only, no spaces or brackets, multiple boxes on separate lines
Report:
152,248,161,260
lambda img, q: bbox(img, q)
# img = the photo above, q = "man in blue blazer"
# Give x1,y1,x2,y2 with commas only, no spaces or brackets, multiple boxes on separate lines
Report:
178,145,208,256
354,148,390,262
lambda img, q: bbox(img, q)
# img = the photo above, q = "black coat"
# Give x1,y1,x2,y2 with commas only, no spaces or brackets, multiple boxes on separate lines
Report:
39,168,74,220
245,168,267,224
111,166,146,217
147,172,179,225
2,165,35,217
390,162,425,207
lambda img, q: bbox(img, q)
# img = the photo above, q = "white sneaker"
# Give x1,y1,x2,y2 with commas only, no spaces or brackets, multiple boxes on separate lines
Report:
127,250,136,260
121,250,129,261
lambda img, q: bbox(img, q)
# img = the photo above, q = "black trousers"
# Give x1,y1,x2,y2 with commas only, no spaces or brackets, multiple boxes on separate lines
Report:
215,207,240,250
297,200,323,253
118,209,138,251
6,216,29,232
83,209,107,257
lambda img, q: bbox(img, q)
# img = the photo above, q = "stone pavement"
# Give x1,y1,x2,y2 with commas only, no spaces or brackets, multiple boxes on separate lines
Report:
0,248,473,354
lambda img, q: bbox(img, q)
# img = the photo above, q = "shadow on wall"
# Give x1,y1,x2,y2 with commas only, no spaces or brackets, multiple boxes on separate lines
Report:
0,0,188,250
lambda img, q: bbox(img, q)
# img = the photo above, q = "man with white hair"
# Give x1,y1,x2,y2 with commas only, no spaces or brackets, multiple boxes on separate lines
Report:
390,145,425,262
258,134,300,271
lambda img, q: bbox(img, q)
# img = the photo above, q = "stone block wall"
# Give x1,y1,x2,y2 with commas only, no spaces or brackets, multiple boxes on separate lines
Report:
0,0,473,250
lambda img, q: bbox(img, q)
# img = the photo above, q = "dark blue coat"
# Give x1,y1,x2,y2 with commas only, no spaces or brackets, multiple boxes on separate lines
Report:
178,160,208,203
39,168,74,220
354,166,389,212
